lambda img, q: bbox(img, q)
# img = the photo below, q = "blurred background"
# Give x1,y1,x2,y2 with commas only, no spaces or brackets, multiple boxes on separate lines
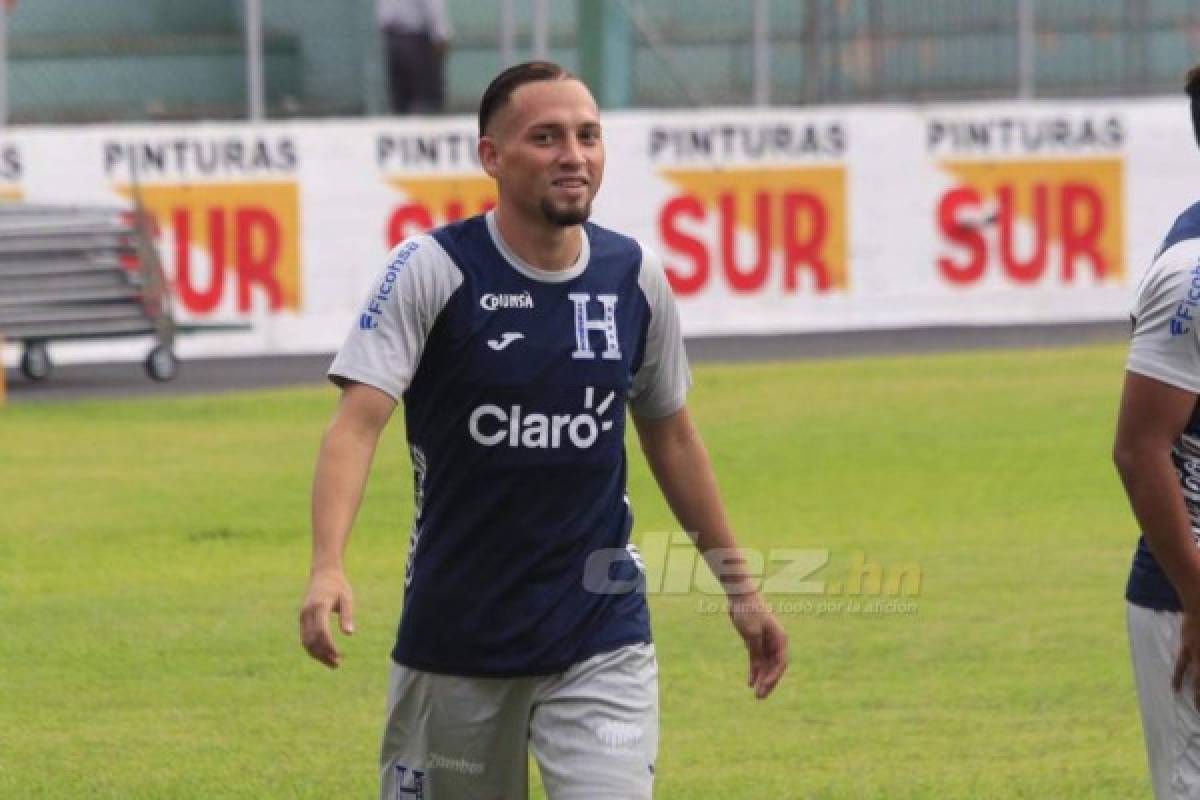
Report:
2,0,1198,125
0,9,1177,800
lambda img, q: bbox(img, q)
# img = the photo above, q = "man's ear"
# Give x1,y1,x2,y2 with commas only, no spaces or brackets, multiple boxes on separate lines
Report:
1188,66,1200,151
478,136,501,179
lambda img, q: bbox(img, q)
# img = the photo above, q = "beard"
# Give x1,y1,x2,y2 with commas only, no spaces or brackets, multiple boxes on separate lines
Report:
540,196,592,227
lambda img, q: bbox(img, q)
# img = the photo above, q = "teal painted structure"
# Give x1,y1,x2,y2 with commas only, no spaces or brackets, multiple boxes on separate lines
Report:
578,0,633,109
8,0,299,122
3,0,1198,123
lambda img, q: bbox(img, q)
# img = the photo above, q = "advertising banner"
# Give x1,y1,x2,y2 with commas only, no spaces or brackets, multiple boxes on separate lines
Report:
3,98,1194,363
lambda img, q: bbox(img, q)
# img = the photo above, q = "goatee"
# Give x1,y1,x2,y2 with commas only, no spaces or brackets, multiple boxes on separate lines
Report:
540,198,591,227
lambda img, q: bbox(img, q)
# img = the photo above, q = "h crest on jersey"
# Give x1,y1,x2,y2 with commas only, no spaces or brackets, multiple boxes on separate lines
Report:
569,292,621,360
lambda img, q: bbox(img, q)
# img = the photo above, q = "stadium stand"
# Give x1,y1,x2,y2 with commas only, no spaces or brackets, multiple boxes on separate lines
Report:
7,0,299,122
4,0,1198,123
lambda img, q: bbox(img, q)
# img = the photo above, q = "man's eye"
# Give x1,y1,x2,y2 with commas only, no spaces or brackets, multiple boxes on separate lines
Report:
532,132,555,144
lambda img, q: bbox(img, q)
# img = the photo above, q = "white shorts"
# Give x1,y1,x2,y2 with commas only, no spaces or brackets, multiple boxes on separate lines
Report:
1128,602,1200,799
380,642,658,800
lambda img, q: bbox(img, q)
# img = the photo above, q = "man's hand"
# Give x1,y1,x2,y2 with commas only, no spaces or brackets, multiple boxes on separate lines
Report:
299,569,355,669
1174,611,1200,706
302,383,393,669
728,591,788,699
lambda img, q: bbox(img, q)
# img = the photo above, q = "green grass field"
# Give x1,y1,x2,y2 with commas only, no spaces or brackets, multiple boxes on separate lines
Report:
0,343,1149,798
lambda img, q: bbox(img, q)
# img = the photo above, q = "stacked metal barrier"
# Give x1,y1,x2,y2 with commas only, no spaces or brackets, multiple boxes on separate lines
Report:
0,203,177,382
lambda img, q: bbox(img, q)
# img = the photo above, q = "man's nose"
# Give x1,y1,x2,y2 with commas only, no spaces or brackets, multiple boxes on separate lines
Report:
559,135,586,167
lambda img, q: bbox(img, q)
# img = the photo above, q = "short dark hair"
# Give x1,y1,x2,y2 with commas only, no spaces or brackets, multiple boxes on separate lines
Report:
478,61,579,137
1189,65,1200,97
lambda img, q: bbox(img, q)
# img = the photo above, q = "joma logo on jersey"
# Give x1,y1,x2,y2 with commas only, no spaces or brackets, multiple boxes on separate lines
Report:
480,291,533,311
469,387,615,449
1170,262,1200,336
361,241,420,330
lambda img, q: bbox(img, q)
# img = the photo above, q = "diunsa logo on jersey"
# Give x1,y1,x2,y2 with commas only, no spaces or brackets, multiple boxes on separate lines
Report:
469,386,615,449
480,291,533,311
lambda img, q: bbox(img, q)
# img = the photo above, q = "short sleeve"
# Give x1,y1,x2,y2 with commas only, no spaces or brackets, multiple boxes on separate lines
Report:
629,242,691,418
1127,247,1200,394
327,235,462,400
427,0,453,40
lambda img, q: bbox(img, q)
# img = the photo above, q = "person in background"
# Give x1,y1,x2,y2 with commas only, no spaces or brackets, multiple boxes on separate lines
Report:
1115,64,1200,799
377,0,452,114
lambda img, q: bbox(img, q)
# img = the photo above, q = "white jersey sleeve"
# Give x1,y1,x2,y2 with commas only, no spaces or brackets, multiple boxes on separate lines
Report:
328,235,463,400
1127,239,1200,394
629,242,692,418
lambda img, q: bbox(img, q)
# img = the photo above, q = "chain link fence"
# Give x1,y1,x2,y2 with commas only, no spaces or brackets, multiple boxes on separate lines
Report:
3,0,376,123
1,0,1197,124
623,0,1200,106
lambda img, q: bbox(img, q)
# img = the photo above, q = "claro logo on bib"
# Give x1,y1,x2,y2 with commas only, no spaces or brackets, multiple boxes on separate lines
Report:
469,387,615,449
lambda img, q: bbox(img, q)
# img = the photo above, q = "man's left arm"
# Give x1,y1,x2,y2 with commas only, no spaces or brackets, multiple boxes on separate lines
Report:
634,407,788,699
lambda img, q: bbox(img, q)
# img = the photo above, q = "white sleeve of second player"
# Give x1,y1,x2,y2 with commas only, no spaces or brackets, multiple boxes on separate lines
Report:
1127,243,1200,394
327,235,462,401
629,242,692,419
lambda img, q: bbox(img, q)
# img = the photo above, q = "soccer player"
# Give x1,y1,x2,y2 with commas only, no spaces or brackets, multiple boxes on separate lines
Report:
1115,64,1200,799
299,61,788,798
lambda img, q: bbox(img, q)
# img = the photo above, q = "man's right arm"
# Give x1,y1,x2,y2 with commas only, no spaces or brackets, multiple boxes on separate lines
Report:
299,382,397,669
301,234,455,667
1114,370,1200,699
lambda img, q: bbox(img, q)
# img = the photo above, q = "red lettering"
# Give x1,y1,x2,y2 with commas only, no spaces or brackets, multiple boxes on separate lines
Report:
719,192,771,292
781,192,830,291
387,204,434,247
1059,183,1106,280
936,187,987,285
174,207,225,313
234,207,282,311
998,184,1048,283
659,195,709,296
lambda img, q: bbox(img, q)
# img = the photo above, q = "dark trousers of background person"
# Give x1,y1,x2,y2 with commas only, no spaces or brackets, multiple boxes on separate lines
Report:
384,29,446,114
